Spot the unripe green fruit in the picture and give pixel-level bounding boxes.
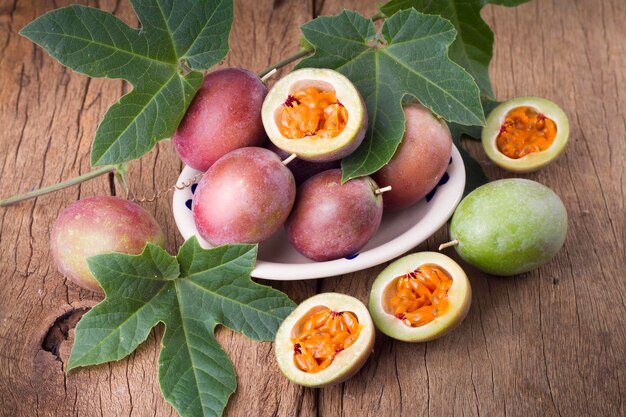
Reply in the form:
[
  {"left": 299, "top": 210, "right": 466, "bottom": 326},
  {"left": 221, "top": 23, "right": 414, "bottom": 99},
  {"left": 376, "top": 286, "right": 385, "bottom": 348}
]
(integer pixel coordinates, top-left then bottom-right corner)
[{"left": 449, "top": 179, "right": 567, "bottom": 276}]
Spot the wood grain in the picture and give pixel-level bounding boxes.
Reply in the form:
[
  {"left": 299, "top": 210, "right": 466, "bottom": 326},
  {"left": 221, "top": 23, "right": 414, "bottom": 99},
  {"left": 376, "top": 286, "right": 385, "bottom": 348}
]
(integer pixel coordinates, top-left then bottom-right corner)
[{"left": 0, "top": 0, "right": 624, "bottom": 416}]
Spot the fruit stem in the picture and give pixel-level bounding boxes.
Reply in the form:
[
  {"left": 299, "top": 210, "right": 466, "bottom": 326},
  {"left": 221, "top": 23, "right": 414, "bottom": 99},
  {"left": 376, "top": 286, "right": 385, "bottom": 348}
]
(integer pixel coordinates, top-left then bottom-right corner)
[
  {"left": 438, "top": 239, "right": 460, "bottom": 250},
  {"left": 0, "top": 165, "right": 117, "bottom": 207},
  {"left": 260, "top": 68, "right": 277, "bottom": 83},
  {"left": 375, "top": 186, "right": 392, "bottom": 195},
  {"left": 257, "top": 47, "right": 314, "bottom": 78},
  {"left": 282, "top": 154, "right": 298, "bottom": 166}
]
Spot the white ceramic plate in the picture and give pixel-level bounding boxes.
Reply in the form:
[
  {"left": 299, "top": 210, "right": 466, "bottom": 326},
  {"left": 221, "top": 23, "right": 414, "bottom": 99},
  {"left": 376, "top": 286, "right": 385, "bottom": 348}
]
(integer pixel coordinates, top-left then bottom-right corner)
[{"left": 173, "top": 146, "right": 465, "bottom": 281}]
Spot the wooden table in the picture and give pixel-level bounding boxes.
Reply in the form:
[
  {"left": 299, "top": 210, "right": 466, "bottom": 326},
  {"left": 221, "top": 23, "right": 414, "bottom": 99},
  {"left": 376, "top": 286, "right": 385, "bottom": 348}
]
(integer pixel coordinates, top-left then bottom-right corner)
[{"left": 1, "top": 0, "right": 624, "bottom": 416}]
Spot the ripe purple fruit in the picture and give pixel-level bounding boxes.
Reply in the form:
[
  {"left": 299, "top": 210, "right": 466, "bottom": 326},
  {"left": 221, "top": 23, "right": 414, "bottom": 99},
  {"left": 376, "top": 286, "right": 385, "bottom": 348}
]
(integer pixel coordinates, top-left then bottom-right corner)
[
  {"left": 286, "top": 169, "right": 383, "bottom": 261},
  {"left": 50, "top": 196, "right": 165, "bottom": 292},
  {"left": 372, "top": 103, "right": 452, "bottom": 210},
  {"left": 192, "top": 147, "right": 296, "bottom": 245},
  {"left": 173, "top": 68, "right": 268, "bottom": 171}
]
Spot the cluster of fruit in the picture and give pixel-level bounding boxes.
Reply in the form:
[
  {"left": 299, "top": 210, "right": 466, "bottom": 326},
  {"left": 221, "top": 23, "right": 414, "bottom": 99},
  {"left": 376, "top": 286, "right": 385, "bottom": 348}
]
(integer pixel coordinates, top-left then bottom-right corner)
[
  {"left": 49, "top": 64, "right": 569, "bottom": 390},
  {"left": 48, "top": 66, "right": 454, "bottom": 291},
  {"left": 265, "top": 72, "right": 570, "bottom": 387},
  {"left": 276, "top": 175, "right": 568, "bottom": 387},
  {"left": 177, "top": 67, "right": 454, "bottom": 261}
]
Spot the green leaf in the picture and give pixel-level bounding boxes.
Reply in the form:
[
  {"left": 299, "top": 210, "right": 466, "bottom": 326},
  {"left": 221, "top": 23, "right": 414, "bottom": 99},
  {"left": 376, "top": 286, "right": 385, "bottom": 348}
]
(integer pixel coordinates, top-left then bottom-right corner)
[
  {"left": 380, "top": 0, "right": 529, "bottom": 98},
  {"left": 448, "top": 98, "right": 500, "bottom": 141},
  {"left": 297, "top": 9, "right": 484, "bottom": 181},
  {"left": 454, "top": 139, "right": 489, "bottom": 196},
  {"left": 90, "top": 71, "right": 202, "bottom": 165},
  {"left": 448, "top": 99, "right": 499, "bottom": 195},
  {"left": 68, "top": 238, "right": 296, "bottom": 417},
  {"left": 20, "top": 0, "right": 233, "bottom": 167}
]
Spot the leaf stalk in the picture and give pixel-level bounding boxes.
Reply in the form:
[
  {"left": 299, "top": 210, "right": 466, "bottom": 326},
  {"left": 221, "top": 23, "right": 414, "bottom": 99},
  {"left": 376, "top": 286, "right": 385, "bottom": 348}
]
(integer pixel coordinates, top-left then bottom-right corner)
[
  {"left": 257, "top": 47, "right": 314, "bottom": 78},
  {"left": 0, "top": 165, "right": 117, "bottom": 207}
]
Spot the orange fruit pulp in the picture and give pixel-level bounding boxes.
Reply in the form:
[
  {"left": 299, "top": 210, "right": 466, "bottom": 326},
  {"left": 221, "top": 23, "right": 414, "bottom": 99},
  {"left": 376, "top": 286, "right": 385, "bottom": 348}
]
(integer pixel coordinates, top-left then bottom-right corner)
[
  {"left": 496, "top": 106, "right": 557, "bottom": 159},
  {"left": 390, "top": 264, "right": 452, "bottom": 327},
  {"left": 279, "top": 87, "right": 348, "bottom": 140},
  {"left": 291, "top": 307, "right": 360, "bottom": 373}
]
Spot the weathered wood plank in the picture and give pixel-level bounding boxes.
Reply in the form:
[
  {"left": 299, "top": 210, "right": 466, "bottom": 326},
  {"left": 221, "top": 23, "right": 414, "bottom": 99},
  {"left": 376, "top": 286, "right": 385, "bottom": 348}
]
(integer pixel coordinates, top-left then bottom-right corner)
[
  {"left": 0, "top": 0, "right": 624, "bottom": 416},
  {"left": 312, "top": 1, "right": 626, "bottom": 417},
  {"left": 0, "top": 1, "right": 317, "bottom": 416}
]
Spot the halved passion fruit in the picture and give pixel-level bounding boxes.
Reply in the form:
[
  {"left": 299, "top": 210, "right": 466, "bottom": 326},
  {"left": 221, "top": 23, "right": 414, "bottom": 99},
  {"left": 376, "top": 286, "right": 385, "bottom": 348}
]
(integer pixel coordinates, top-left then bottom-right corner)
[
  {"left": 274, "top": 293, "right": 375, "bottom": 387},
  {"left": 261, "top": 68, "right": 367, "bottom": 162},
  {"left": 369, "top": 252, "right": 471, "bottom": 342},
  {"left": 482, "top": 96, "right": 569, "bottom": 173}
]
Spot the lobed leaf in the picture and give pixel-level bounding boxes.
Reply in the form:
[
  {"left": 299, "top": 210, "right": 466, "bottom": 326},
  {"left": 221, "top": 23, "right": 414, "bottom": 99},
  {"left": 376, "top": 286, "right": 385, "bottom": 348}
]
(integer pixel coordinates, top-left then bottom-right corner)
[
  {"left": 68, "top": 244, "right": 179, "bottom": 369},
  {"left": 379, "top": 0, "right": 529, "bottom": 193},
  {"left": 380, "top": 0, "right": 495, "bottom": 97},
  {"left": 20, "top": 0, "right": 234, "bottom": 167},
  {"left": 90, "top": 71, "right": 202, "bottom": 166},
  {"left": 297, "top": 9, "right": 484, "bottom": 180},
  {"left": 19, "top": 5, "right": 176, "bottom": 85},
  {"left": 68, "top": 238, "right": 295, "bottom": 417}
]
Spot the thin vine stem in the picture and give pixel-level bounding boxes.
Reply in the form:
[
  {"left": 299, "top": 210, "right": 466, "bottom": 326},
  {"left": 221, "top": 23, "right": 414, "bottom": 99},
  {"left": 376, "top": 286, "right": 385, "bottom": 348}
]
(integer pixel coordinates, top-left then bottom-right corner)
[
  {"left": 128, "top": 173, "right": 203, "bottom": 203},
  {"left": 0, "top": 165, "right": 116, "bottom": 207},
  {"left": 257, "top": 47, "right": 314, "bottom": 78}
]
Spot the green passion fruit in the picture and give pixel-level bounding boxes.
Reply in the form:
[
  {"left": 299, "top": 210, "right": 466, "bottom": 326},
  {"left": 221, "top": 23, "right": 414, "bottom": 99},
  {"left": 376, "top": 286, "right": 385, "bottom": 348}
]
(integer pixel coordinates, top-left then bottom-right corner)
[
  {"left": 369, "top": 252, "right": 471, "bottom": 342},
  {"left": 372, "top": 103, "right": 452, "bottom": 210},
  {"left": 448, "top": 179, "right": 567, "bottom": 276},
  {"left": 275, "top": 293, "right": 375, "bottom": 387},
  {"left": 261, "top": 68, "right": 367, "bottom": 162},
  {"left": 482, "top": 97, "right": 569, "bottom": 173}
]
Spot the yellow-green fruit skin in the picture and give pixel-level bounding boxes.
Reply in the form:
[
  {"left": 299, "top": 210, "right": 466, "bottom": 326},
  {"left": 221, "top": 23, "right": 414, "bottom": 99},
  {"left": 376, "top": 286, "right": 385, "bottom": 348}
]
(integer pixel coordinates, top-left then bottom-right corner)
[
  {"left": 369, "top": 252, "right": 471, "bottom": 342},
  {"left": 449, "top": 179, "right": 567, "bottom": 276},
  {"left": 481, "top": 96, "right": 569, "bottom": 173},
  {"left": 261, "top": 68, "right": 367, "bottom": 162},
  {"left": 274, "top": 293, "right": 375, "bottom": 387}
]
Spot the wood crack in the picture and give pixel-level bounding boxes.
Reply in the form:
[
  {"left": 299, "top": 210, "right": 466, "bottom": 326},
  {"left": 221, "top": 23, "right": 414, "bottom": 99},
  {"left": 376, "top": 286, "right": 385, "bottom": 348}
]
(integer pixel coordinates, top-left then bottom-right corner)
[
  {"left": 393, "top": 345, "right": 403, "bottom": 416},
  {"left": 537, "top": 272, "right": 562, "bottom": 417}
]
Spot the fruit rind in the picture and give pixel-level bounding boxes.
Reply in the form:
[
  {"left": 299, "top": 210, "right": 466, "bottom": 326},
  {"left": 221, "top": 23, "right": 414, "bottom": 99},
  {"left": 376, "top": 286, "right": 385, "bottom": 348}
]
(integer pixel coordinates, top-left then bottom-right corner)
[
  {"left": 482, "top": 96, "right": 569, "bottom": 173},
  {"left": 372, "top": 103, "right": 452, "bottom": 210},
  {"left": 192, "top": 147, "right": 296, "bottom": 245},
  {"left": 285, "top": 170, "right": 383, "bottom": 261},
  {"left": 262, "top": 68, "right": 367, "bottom": 162},
  {"left": 275, "top": 293, "right": 374, "bottom": 387},
  {"left": 449, "top": 178, "right": 568, "bottom": 276},
  {"left": 369, "top": 252, "right": 471, "bottom": 342},
  {"left": 50, "top": 196, "right": 166, "bottom": 292}
]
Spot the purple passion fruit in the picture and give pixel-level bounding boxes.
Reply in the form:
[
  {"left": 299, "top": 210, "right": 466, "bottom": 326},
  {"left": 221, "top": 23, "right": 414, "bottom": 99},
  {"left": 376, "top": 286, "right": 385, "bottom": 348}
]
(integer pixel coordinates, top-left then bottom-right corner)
[
  {"left": 372, "top": 103, "right": 452, "bottom": 210},
  {"left": 369, "top": 252, "right": 471, "bottom": 342},
  {"left": 275, "top": 293, "right": 375, "bottom": 387},
  {"left": 173, "top": 68, "right": 268, "bottom": 171},
  {"left": 449, "top": 179, "right": 568, "bottom": 275},
  {"left": 50, "top": 196, "right": 165, "bottom": 292},
  {"left": 285, "top": 169, "right": 383, "bottom": 261},
  {"left": 192, "top": 147, "right": 296, "bottom": 245},
  {"left": 261, "top": 68, "right": 367, "bottom": 162},
  {"left": 482, "top": 97, "right": 569, "bottom": 173}
]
